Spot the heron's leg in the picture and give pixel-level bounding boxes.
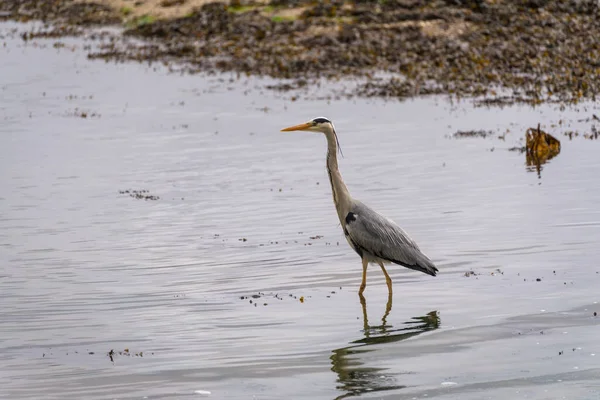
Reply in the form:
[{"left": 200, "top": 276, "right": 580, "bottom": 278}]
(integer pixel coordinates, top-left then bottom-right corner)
[
  {"left": 382, "top": 290, "right": 393, "bottom": 328},
  {"left": 377, "top": 260, "right": 393, "bottom": 294},
  {"left": 359, "top": 292, "right": 369, "bottom": 336},
  {"left": 359, "top": 257, "right": 368, "bottom": 295}
]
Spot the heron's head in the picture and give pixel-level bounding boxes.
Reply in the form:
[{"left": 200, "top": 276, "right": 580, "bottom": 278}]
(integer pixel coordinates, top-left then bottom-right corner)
[
  {"left": 280, "top": 117, "right": 335, "bottom": 134},
  {"left": 281, "top": 116, "right": 343, "bottom": 156}
]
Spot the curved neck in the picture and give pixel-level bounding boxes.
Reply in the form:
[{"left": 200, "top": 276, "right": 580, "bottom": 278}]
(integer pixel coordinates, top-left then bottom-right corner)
[{"left": 325, "top": 131, "right": 352, "bottom": 223}]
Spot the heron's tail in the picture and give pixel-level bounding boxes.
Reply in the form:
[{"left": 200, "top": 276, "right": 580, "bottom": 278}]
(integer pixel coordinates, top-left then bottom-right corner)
[{"left": 394, "top": 254, "right": 438, "bottom": 277}]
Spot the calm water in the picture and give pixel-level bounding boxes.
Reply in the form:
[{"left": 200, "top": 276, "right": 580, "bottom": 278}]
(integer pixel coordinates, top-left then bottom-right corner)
[{"left": 1, "top": 23, "right": 599, "bottom": 400}]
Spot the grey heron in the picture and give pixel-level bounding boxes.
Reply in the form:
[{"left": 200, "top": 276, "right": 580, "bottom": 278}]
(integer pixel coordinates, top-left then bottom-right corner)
[{"left": 281, "top": 117, "right": 438, "bottom": 295}]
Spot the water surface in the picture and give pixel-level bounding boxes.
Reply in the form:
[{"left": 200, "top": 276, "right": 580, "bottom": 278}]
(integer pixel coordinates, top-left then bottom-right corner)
[{"left": 1, "top": 23, "right": 599, "bottom": 400}]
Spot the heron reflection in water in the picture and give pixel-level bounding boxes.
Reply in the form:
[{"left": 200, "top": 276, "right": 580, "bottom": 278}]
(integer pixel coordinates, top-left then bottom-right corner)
[
  {"left": 330, "top": 294, "right": 440, "bottom": 399},
  {"left": 281, "top": 117, "right": 438, "bottom": 295}
]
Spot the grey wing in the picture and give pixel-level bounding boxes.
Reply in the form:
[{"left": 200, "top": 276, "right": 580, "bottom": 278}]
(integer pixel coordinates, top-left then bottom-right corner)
[{"left": 344, "top": 201, "right": 438, "bottom": 276}]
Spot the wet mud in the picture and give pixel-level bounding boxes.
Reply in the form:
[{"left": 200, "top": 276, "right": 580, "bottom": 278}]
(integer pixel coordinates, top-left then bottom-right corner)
[{"left": 2, "top": 0, "right": 600, "bottom": 105}]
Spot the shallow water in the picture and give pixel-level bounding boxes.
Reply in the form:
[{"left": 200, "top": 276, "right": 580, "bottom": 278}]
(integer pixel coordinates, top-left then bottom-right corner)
[{"left": 1, "top": 23, "right": 599, "bottom": 400}]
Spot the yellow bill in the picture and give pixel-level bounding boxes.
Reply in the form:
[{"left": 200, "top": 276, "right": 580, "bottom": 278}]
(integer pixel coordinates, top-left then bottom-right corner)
[{"left": 280, "top": 122, "right": 312, "bottom": 132}]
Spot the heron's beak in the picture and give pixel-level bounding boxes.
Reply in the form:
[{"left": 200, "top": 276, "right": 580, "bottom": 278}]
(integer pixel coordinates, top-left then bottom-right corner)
[{"left": 280, "top": 122, "right": 312, "bottom": 132}]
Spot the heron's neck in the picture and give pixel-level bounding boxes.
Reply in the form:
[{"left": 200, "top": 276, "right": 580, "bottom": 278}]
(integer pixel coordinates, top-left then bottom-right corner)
[{"left": 325, "top": 133, "right": 352, "bottom": 223}]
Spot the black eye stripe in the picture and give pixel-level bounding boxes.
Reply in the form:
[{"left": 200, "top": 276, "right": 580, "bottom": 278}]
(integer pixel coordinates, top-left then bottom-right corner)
[{"left": 312, "top": 117, "right": 331, "bottom": 124}]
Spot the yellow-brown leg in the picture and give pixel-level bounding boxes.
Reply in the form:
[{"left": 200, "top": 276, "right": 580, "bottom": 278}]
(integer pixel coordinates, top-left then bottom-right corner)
[
  {"left": 359, "top": 291, "right": 369, "bottom": 336},
  {"left": 358, "top": 257, "right": 368, "bottom": 295},
  {"left": 382, "top": 290, "right": 393, "bottom": 328},
  {"left": 377, "top": 260, "right": 393, "bottom": 294}
]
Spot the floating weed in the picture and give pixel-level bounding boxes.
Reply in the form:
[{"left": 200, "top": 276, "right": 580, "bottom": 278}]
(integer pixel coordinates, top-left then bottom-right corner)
[
  {"left": 118, "top": 189, "right": 160, "bottom": 201},
  {"left": 452, "top": 130, "right": 495, "bottom": 139},
  {"left": 240, "top": 291, "right": 316, "bottom": 306},
  {"left": 107, "top": 348, "right": 148, "bottom": 362}
]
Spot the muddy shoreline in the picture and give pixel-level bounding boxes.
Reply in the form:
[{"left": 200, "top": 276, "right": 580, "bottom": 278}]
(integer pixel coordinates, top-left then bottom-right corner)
[{"left": 2, "top": 0, "right": 599, "bottom": 105}]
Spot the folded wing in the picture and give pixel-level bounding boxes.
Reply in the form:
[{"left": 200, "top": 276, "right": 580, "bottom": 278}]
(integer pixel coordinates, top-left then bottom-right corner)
[{"left": 344, "top": 201, "right": 438, "bottom": 276}]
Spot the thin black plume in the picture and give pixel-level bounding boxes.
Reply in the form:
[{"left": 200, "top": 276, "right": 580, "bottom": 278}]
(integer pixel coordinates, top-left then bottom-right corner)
[{"left": 332, "top": 125, "right": 344, "bottom": 158}]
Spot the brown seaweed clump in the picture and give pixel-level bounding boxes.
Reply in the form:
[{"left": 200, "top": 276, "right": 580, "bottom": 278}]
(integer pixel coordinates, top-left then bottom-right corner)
[
  {"left": 526, "top": 124, "right": 561, "bottom": 162},
  {"left": 2, "top": 0, "right": 600, "bottom": 105},
  {"left": 0, "top": 0, "right": 121, "bottom": 25},
  {"left": 525, "top": 124, "right": 561, "bottom": 176}
]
